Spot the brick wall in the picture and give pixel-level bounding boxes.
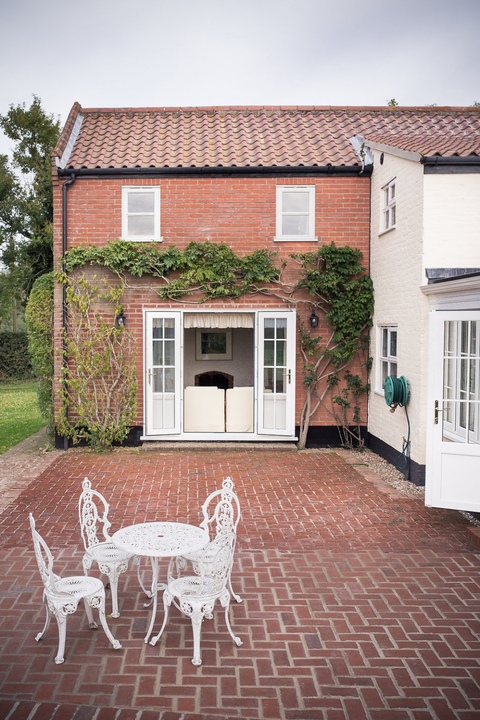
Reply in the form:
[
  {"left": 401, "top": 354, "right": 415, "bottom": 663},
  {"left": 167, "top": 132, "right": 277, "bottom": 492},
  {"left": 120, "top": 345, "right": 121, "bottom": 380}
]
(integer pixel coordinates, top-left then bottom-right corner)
[{"left": 53, "top": 173, "right": 371, "bottom": 432}]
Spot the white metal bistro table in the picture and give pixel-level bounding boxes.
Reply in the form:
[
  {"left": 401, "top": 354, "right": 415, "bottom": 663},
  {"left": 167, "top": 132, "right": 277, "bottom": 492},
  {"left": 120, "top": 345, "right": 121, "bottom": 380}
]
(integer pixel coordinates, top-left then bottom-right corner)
[{"left": 112, "top": 521, "right": 209, "bottom": 642}]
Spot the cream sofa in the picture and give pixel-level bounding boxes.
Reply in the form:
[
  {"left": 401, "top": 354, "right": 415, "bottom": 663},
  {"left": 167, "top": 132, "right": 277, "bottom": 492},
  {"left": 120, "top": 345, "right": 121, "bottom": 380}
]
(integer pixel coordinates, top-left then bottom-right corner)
[{"left": 226, "top": 387, "right": 254, "bottom": 432}]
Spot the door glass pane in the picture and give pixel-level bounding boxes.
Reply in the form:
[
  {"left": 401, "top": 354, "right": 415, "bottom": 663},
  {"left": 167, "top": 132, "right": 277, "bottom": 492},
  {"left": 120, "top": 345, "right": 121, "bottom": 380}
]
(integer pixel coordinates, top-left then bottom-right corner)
[
  {"left": 276, "top": 319, "right": 286, "bottom": 339},
  {"left": 264, "top": 368, "right": 274, "bottom": 392},
  {"left": 152, "top": 320, "right": 163, "bottom": 339},
  {"left": 264, "top": 340, "right": 274, "bottom": 366},
  {"left": 153, "top": 368, "right": 163, "bottom": 393},
  {"left": 264, "top": 319, "right": 275, "bottom": 339},
  {"left": 164, "top": 318, "right": 175, "bottom": 338},
  {"left": 442, "top": 319, "right": 480, "bottom": 444},
  {"left": 275, "top": 368, "right": 285, "bottom": 393},
  {"left": 164, "top": 340, "right": 175, "bottom": 366},
  {"left": 165, "top": 368, "right": 175, "bottom": 393},
  {"left": 153, "top": 342, "right": 163, "bottom": 366},
  {"left": 276, "top": 340, "right": 286, "bottom": 366}
]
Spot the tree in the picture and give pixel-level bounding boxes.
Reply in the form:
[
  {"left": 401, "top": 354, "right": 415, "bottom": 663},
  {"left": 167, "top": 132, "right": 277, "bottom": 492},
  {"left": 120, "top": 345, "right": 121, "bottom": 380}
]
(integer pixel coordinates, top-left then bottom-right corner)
[{"left": 0, "top": 96, "right": 60, "bottom": 328}]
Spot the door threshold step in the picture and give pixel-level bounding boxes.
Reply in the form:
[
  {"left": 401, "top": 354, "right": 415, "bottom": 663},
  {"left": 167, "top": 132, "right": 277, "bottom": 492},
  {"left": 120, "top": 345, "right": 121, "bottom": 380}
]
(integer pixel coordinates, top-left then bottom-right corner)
[{"left": 141, "top": 441, "right": 298, "bottom": 452}]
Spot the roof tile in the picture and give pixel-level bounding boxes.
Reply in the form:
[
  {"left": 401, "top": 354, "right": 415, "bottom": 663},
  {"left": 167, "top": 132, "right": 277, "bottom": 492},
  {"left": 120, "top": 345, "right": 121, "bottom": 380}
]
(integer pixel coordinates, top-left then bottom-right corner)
[{"left": 54, "top": 105, "right": 480, "bottom": 170}]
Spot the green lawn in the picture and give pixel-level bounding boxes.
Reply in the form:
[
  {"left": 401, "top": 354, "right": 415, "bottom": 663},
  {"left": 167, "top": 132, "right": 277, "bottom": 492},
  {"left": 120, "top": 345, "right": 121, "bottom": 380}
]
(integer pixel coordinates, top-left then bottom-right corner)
[{"left": 0, "top": 381, "right": 45, "bottom": 454}]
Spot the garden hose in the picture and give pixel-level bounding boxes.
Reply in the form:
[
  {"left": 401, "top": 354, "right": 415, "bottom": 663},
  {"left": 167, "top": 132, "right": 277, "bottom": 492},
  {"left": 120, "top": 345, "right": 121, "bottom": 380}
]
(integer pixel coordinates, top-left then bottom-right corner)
[
  {"left": 384, "top": 375, "right": 409, "bottom": 408},
  {"left": 383, "top": 375, "right": 411, "bottom": 479}
]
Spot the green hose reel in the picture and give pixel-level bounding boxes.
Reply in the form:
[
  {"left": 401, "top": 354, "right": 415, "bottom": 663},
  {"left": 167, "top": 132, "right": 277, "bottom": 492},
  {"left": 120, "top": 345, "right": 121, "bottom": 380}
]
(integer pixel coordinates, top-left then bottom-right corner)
[{"left": 384, "top": 375, "right": 409, "bottom": 408}]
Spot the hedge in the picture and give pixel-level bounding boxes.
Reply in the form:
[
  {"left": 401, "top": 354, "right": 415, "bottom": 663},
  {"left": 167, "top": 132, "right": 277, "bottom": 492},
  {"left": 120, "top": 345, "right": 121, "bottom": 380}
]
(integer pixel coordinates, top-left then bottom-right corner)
[{"left": 0, "top": 331, "right": 34, "bottom": 381}]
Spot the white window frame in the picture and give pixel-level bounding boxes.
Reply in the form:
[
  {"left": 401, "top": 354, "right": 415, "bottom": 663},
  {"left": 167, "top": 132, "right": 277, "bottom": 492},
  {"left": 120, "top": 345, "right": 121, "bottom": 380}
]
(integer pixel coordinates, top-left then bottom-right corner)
[
  {"left": 274, "top": 186, "right": 317, "bottom": 242},
  {"left": 380, "top": 178, "right": 396, "bottom": 233},
  {"left": 378, "top": 325, "right": 398, "bottom": 392},
  {"left": 122, "top": 186, "right": 162, "bottom": 241}
]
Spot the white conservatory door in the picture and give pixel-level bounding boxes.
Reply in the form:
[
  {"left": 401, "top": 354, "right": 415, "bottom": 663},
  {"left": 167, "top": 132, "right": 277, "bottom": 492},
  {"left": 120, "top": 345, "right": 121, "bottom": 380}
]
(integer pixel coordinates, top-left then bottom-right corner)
[
  {"left": 144, "top": 311, "right": 181, "bottom": 436},
  {"left": 426, "top": 311, "right": 480, "bottom": 511},
  {"left": 257, "top": 310, "right": 296, "bottom": 436}
]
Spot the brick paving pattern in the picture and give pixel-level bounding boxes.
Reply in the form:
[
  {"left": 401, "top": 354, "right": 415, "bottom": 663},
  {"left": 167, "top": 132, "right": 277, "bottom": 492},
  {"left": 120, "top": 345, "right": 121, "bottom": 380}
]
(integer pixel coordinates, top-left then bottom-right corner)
[{"left": 0, "top": 446, "right": 479, "bottom": 720}]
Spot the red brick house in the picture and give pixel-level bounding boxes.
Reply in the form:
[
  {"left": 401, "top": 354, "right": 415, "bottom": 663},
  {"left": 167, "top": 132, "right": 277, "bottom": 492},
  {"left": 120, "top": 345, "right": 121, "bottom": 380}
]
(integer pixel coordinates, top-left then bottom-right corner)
[{"left": 52, "top": 104, "right": 377, "bottom": 447}]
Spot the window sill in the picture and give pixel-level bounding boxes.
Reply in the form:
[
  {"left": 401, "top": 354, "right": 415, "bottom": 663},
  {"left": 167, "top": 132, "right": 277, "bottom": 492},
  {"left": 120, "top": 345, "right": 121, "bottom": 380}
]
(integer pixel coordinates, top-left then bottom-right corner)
[
  {"left": 273, "top": 236, "right": 318, "bottom": 243},
  {"left": 121, "top": 236, "right": 164, "bottom": 243},
  {"left": 378, "top": 226, "right": 396, "bottom": 237}
]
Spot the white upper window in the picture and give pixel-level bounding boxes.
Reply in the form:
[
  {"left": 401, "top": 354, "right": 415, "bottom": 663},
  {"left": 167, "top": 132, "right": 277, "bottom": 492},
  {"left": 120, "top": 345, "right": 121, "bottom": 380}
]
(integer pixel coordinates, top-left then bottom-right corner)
[
  {"left": 122, "top": 187, "right": 161, "bottom": 241},
  {"left": 275, "top": 186, "right": 316, "bottom": 241},
  {"left": 379, "top": 325, "right": 398, "bottom": 391},
  {"left": 381, "top": 179, "right": 396, "bottom": 233}
]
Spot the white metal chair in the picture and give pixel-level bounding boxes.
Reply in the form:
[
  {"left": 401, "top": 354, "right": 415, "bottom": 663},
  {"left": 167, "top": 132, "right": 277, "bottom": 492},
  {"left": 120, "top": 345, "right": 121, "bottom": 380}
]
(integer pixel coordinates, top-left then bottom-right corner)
[
  {"left": 179, "top": 476, "right": 242, "bottom": 603},
  {"left": 29, "top": 513, "right": 122, "bottom": 664},
  {"left": 150, "top": 531, "right": 242, "bottom": 666},
  {"left": 79, "top": 477, "right": 150, "bottom": 618}
]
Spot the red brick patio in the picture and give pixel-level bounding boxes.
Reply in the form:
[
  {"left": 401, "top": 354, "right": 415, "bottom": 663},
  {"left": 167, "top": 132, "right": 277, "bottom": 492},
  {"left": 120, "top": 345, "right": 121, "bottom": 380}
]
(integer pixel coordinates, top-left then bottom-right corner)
[{"left": 1, "top": 444, "right": 479, "bottom": 720}]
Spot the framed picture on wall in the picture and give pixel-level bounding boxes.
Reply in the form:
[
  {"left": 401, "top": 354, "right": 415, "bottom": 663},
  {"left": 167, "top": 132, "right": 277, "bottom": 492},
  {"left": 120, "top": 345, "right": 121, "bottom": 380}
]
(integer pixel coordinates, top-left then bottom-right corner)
[{"left": 196, "top": 329, "right": 232, "bottom": 360}]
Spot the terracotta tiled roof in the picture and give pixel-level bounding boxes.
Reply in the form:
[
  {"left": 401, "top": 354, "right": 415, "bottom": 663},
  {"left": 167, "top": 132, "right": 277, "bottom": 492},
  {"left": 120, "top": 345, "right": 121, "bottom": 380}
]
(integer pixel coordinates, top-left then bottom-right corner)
[{"left": 54, "top": 104, "right": 480, "bottom": 171}]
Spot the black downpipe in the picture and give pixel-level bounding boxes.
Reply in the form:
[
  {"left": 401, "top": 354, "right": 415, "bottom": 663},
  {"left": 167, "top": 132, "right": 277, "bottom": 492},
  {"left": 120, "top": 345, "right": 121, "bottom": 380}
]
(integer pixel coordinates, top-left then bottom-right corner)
[{"left": 61, "top": 173, "right": 76, "bottom": 450}]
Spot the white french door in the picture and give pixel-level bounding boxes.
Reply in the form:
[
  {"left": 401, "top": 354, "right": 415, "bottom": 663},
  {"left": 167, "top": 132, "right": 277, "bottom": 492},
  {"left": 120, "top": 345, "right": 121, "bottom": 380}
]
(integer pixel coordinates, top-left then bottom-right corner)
[
  {"left": 426, "top": 310, "right": 480, "bottom": 511},
  {"left": 257, "top": 310, "right": 296, "bottom": 436},
  {"left": 144, "top": 311, "right": 181, "bottom": 435}
]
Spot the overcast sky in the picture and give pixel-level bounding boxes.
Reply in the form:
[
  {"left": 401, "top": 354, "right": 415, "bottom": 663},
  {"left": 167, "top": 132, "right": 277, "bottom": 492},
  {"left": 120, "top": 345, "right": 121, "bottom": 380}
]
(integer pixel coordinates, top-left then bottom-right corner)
[{"left": 0, "top": 0, "right": 479, "bottom": 137}]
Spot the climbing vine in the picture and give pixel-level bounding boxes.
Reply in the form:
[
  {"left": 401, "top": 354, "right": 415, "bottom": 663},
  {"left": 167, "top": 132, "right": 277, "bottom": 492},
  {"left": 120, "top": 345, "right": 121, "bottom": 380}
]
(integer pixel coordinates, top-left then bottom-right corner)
[
  {"left": 293, "top": 244, "right": 374, "bottom": 448},
  {"left": 65, "top": 240, "right": 280, "bottom": 300},
  {"left": 62, "top": 239, "right": 373, "bottom": 449},
  {"left": 55, "top": 271, "right": 137, "bottom": 449}
]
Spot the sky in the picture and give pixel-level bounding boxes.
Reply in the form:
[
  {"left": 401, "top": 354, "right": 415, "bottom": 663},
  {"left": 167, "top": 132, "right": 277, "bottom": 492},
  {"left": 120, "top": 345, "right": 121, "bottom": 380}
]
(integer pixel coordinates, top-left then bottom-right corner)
[{"left": 0, "top": 0, "right": 479, "bottom": 139}]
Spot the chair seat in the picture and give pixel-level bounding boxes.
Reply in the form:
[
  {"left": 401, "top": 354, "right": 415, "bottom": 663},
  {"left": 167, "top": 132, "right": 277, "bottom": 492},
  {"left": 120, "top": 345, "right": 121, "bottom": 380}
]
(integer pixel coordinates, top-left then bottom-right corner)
[
  {"left": 169, "top": 575, "right": 223, "bottom": 601},
  {"left": 86, "top": 542, "right": 133, "bottom": 564},
  {"left": 54, "top": 575, "right": 105, "bottom": 599}
]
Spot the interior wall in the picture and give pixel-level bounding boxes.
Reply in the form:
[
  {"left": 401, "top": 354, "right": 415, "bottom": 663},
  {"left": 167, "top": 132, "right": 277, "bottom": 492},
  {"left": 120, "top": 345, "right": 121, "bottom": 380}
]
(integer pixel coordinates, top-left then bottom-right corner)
[{"left": 183, "top": 328, "right": 254, "bottom": 387}]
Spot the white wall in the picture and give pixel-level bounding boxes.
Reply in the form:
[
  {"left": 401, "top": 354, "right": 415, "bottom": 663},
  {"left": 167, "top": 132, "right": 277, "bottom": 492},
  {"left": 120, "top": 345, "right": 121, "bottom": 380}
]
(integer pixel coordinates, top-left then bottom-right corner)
[
  {"left": 368, "top": 149, "right": 430, "bottom": 467},
  {"left": 423, "top": 174, "right": 480, "bottom": 270}
]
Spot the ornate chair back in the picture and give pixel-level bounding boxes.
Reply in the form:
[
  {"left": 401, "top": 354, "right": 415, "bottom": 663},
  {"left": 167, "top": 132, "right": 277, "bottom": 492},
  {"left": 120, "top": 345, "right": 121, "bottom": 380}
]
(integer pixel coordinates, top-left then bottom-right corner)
[
  {"left": 197, "top": 530, "right": 236, "bottom": 595},
  {"left": 199, "top": 476, "right": 241, "bottom": 540},
  {"left": 29, "top": 513, "right": 60, "bottom": 597},
  {"left": 78, "top": 477, "right": 112, "bottom": 551}
]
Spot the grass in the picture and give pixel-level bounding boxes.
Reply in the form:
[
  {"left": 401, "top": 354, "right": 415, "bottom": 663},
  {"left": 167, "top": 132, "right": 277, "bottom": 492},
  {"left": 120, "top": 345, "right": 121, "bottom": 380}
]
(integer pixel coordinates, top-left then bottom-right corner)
[{"left": 0, "top": 380, "right": 45, "bottom": 455}]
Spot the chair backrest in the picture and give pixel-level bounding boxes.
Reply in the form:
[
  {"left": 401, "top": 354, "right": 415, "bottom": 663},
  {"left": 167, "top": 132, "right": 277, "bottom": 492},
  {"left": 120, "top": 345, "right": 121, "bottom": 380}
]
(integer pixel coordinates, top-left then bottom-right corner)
[
  {"left": 199, "top": 476, "right": 241, "bottom": 540},
  {"left": 198, "top": 531, "right": 235, "bottom": 594},
  {"left": 78, "top": 477, "right": 112, "bottom": 550},
  {"left": 29, "top": 513, "right": 59, "bottom": 595}
]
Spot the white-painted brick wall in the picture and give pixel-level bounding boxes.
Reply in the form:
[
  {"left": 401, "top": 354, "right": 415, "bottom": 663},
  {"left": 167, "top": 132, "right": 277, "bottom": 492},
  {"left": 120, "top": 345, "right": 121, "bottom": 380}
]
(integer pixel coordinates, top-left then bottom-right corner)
[
  {"left": 369, "top": 150, "right": 427, "bottom": 466},
  {"left": 369, "top": 155, "right": 480, "bottom": 469},
  {"left": 424, "top": 175, "right": 480, "bottom": 269}
]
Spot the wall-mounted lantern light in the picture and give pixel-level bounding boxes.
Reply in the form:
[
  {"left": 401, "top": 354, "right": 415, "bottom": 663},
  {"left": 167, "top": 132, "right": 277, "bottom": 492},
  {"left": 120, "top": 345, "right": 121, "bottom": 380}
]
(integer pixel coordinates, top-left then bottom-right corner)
[
  {"left": 309, "top": 308, "right": 319, "bottom": 328},
  {"left": 115, "top": 310, "right": 127, "bottom": 327}
]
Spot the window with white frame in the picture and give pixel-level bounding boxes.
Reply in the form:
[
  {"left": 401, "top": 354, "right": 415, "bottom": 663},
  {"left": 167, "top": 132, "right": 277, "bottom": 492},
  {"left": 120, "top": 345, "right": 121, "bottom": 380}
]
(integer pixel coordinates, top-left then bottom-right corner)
[
  {"left": 275, "top": 186, "right": 316, "bottom": 241},
  {"left": 379, "top": 326, "right": 398, "bottom": 390},
  {"left": 122, "top": 187, "right": 161, "bottom": 241},
  {"left": 381, "top": 178, "right": 396, "bottom": 232}
]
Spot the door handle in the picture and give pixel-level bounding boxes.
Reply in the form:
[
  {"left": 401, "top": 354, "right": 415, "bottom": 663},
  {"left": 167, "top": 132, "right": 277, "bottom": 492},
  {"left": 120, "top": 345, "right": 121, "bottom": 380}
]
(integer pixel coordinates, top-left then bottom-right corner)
[
  {"left": 288, "top": 369, "right": 291, "bottom": 384},
  {"left": 148, "top": 369, "right": 152, "bottom": 386},
  {"left": 434, "top": 400, "right": 442, "bottom": 424}
]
